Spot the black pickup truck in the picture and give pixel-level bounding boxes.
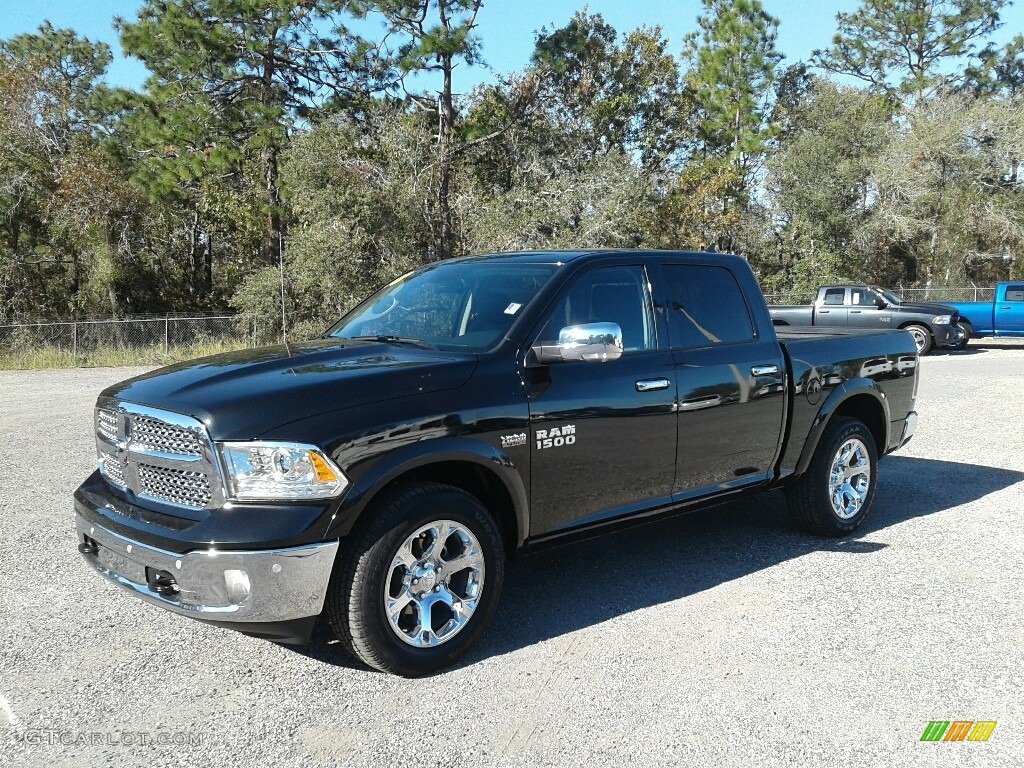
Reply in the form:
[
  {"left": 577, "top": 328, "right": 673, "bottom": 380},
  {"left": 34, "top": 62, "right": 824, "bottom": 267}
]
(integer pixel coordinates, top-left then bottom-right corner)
[
  {"left": 75, "top": 250, "right": 919, "bottom": 676},
  {"left": 769, "top": 284, "right": 965, "bottom": 354}
]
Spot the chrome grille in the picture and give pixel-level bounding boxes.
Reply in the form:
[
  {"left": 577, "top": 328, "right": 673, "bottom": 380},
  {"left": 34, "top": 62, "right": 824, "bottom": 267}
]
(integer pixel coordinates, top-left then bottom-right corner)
[
  {"left": 138, "top": 463, "right": 212, "bottom": 508},
  {"left": 94, "top": 400, "right": 224, "bottom": 511},
  {"left": 96, "top": 409, "right": 118, "bottom": 443},
  {"left": 132, "top": 415, "right": 203, "bottom": 456},
  {"left": 101, "top": 452, "right": 125, "bottom": 486}
]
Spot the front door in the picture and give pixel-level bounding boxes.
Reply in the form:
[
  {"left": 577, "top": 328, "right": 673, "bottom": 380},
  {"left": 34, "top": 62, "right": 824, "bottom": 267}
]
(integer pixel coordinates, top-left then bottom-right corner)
[{"left": 525, "top": 264, "right": 677, "bottom": 535}]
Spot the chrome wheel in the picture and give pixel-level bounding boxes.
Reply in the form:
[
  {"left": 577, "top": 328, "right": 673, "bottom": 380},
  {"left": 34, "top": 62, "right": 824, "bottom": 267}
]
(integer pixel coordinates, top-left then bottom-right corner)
[
  {"left": 907, "top": 326, "right": 929, "bottom": 353},
  {"left": 829, "top": 438, "right": 872, "bottom": 519},
  {"left": 384, "top": 519, "right": 485, "bottom": 648}
]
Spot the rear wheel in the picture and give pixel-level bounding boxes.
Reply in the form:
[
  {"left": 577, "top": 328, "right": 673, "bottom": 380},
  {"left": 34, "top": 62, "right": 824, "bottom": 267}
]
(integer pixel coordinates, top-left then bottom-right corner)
[
  {"left": 904, "top": 324, "right": 932, "bottom": 355},
  {"left": 786, "top": 417, "right": 878, "bottom": 536},
  {"left": 325, "top": 482, "right": 505, "bottom": 676}
]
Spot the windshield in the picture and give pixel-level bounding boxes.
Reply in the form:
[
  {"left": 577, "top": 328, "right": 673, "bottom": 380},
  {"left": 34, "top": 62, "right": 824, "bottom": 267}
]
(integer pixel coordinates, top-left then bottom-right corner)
[{"left": 326, "top": 262, "right": 558, "bottom": 352}]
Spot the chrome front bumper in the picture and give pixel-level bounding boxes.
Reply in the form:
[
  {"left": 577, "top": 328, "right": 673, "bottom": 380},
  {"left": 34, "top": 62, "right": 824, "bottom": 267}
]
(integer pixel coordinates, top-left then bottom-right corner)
[
  {"left": 75, "top": 514, "right": 338, "bottom": 623},
  {"left": 900, "top": 411, "right": 918, "bottom": 447}
]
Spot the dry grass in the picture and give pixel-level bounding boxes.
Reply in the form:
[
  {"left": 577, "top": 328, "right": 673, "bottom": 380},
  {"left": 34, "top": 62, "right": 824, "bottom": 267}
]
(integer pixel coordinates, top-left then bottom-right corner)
[{"left": 0, "top": 341, "right": 250, "bottom": 370}]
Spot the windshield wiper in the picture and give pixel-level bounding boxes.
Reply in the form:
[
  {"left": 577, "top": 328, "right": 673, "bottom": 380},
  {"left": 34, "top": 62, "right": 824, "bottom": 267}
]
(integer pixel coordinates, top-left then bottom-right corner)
[{"left": 348, "top": 335, "right": 434, "bottom": 349}]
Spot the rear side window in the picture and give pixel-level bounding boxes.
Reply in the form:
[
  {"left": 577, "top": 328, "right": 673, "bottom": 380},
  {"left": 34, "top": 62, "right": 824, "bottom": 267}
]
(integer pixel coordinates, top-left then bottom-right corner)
[
  {"left": 662, "top": 265, "right": 755, "bottom": 348},
  {"left": 1005, "top": 285, "right": 1024, "bottom": 302},
  {"left": 823, "top": 288, "right": 846, "bottom": 306}
]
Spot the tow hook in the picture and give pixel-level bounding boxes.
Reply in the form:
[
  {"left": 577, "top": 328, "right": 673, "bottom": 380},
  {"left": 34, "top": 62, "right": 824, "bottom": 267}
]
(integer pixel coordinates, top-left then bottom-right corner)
[{"left": 145, "top": 567, "right": 180, "bottom": 597}]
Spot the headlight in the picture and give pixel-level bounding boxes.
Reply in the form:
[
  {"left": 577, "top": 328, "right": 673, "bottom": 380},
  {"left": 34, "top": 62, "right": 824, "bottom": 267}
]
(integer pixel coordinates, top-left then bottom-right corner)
[
  {"left": 218, "top": 441, "right": 348, "bottom": 501},
  {"left": 932, "top": 315, "right": 952, "bottom": 325}
]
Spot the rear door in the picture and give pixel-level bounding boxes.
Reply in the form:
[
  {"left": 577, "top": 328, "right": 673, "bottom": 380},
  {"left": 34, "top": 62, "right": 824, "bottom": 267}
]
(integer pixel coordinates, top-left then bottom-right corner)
[
  {"left": 995, "top": 284, "right": 1024, "bottom": 335},
  {"left": 814, "top": 287, "right": 849, "bottom": 327},
  {"left": 525, "top": 263, "right": 678, "bottom": 534},
  {"left": 657, "top": 262, "right": 787, "bottom": 499}
]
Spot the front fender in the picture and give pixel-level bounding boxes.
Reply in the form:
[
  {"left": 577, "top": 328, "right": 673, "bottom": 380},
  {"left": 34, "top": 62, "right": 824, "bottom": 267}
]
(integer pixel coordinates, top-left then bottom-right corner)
[
  {"left": 325, "top": 436, "right": 530, "bottom": 547},
  {"left": 794, "top": 379, "right": 891, "bottom": 477}
]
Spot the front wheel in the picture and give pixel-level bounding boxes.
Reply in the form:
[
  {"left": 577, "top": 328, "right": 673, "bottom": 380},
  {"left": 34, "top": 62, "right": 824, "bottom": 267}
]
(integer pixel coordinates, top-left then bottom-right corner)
[
  {"left": 904, "top": 324, "right": 933, "bottom": 355},
  {"left": 324, "top": 482, "right": 505, "bottom": 676},
  {"left": 785, "top": 417, "right": 878, "bottom": 536},
  {"left": 950, "top": 322, "right": 972, "bottom": 350}
]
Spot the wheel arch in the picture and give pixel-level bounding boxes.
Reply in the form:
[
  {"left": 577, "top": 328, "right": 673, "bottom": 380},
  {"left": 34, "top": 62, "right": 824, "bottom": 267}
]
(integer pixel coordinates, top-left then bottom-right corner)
[
  {"left": 897, "top": 319, "right": 932, "bottom": 333},
  {"left": 328, "top": 438, "right": 528, "bottom": 557},
  {"left": 794, "top": 382, "right": 890, "bottom": 477}
]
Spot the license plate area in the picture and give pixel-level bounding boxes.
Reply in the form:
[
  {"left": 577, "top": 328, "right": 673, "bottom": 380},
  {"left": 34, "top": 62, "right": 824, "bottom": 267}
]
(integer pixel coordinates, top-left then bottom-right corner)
[{"left": 96, "top": 543, "right": 147, "bottom": 585}]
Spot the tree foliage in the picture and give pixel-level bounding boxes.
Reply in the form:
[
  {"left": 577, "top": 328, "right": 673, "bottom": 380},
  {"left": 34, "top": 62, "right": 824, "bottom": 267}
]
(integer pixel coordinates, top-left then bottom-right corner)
[
  {"left": 815, "top": 0, "right": 1009, "bottom": 102},
  {"left": 1, "top": 1, "right": 1022, "bottom": 329}
]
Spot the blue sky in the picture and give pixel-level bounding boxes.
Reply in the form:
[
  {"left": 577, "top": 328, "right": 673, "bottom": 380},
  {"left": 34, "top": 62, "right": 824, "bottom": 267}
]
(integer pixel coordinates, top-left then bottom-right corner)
[{"left": 3, "top": 1, "right": 1023, "bottom": 92}]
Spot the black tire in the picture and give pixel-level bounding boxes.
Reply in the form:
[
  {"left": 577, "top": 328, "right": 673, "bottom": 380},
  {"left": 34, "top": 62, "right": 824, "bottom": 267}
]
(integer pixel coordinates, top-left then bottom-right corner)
[
  {"left": 903, "top": 323, "right": 933, "bottom": 355},
  {"left": 951, "top": 321, "right": 972, "bottom": 350},
  {"left": 785, "top": 417, "right": 878, "bottom": 537},
  {"left": 324, "top": 482, "right": 505, "bottom": 676}
]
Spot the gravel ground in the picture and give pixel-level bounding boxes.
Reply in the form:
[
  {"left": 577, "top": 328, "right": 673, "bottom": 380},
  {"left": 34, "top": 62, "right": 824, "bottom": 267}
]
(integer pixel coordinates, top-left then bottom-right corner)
[{"left": 1, "top": 339, "right": 1023, "bottom": 768}]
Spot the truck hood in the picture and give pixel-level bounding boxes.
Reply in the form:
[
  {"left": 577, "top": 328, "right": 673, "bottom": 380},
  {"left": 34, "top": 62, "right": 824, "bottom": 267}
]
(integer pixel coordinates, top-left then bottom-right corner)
[
  {"left": 894, "top": 301, "right": 958, "bottom": 316},
  {"left": 101, "top": 339, "right": 478, "bottom": 440}
]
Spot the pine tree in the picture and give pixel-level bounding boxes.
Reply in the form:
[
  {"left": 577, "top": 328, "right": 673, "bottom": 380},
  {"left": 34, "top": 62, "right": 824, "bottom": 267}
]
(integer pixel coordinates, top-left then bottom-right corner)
[
  {"left": 814, "top": 0, "right": 1009, "bottom": 103},
  {"left": 352, "top": 0, "right": 483, "bottom": 261},
  {"left": 117, "top": 0, "right": 363, "bottom": 288},
  {"left": 681, "top": 0, "right": 782, "bottom": 247}
]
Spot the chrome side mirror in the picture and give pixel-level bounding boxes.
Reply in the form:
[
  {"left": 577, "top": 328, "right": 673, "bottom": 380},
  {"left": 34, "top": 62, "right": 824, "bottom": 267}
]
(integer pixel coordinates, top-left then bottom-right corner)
[{"left": 534, "top": 322, "right": 623, "bottom": 364}]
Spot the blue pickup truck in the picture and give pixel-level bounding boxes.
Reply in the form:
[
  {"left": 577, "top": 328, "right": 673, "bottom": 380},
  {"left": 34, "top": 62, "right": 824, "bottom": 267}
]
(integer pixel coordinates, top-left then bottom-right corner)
[{"left": 946, "top": 282, "right": 1024, "bottom": 341}]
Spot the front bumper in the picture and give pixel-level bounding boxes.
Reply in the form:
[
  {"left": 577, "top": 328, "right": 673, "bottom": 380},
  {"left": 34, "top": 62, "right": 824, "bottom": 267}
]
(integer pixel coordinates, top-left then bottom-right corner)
[
  {"left": 934, "top": 324, "right": 965, "bottom": 348},
  {"left": 899, "top": 411, "right": 918, "bottom": 447},
  {"left": 75, "top": 513, "right": 338, "bottom": 637}
]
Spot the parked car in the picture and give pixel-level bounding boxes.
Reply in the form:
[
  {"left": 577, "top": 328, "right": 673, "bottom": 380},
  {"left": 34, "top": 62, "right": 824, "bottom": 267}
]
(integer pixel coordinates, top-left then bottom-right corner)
[
  {"left": 74, "top": 250, "right": 920, "bottom": 676},
  {"left": 769, "top": 285, "right": 965, "bottom": 354},
  {"left": 945, "top": 282, "right": 1024, "bottom": 341}
]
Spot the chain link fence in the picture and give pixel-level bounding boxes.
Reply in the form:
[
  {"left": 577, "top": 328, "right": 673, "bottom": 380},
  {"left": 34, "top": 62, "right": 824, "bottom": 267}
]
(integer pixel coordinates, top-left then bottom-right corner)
[
  {"left": 763, "top": 285, "right": 996, "bottom": 306},
  {"left": 0, "top": 285, "right": 1002, "bottom": 368},
  {"left": 0, "top": 315, "right": 284, "bottom": 368}
]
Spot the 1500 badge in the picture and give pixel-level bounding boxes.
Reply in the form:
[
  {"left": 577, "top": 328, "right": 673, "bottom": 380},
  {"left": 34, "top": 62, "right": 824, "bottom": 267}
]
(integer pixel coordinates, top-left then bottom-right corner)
[{"left": 536, "top": 424, "right": 576, "bottom": 450}]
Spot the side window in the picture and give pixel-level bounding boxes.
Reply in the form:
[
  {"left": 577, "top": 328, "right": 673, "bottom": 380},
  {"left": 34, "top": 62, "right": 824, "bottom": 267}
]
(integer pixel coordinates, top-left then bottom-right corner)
[
  {"left": 535, "top": 266, "right": 655, "bottom": 352},
  {"left": 662, "top": 265, "right": 755, "bottom": 348},
  {"left": 823, "top": 288, "right": 846, "bottom": 306},
  {"left": 1005, "top": 285, "right": 1024, "bottom": 302},
  {"left": 850, "top": 289, "right": 873, "bottom": 306}
]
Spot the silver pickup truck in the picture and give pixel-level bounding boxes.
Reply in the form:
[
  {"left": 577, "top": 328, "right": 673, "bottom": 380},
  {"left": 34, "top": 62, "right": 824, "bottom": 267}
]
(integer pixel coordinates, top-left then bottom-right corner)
[{"left": 769, "top": 285, "right": 965, "bottom": 354}]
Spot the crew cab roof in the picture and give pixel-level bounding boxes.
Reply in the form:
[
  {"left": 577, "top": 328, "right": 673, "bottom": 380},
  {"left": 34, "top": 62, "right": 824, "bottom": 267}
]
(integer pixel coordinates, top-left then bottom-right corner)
[{"left": 446, "top": 249, "right": 735, "bottom": 265}]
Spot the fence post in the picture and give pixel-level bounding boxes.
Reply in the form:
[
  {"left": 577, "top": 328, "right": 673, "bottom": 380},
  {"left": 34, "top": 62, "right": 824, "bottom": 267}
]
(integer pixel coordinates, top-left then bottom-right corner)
[
  {"left": 72, "top": 322, "right": 77, "bottom": 366},
  {"left": 164, "top": 317, "right": 169, "bottom": 355}
]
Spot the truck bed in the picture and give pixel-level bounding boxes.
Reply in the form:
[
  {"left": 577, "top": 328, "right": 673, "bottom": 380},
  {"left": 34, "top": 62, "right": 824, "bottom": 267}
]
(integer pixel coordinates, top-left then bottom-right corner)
[{"left": 774, "top": 324, "right": 918, "bottom": 478}]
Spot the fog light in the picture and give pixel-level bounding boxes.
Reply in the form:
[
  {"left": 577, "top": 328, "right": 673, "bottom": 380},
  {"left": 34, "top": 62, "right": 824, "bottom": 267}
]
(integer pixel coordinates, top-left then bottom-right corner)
[{"left": 224, "top": 569, "right": 251, "bottom": 605}]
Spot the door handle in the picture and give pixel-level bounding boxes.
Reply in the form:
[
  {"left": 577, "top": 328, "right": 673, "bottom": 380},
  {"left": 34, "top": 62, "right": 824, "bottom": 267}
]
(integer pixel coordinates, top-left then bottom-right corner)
[
  {"left": 999, "top": 305, "right": 1011, "bottom": 310},
  {"left": 679, "top": 395, "right": 722, "bottom": 411},
  {"left": 635, "top": 378, "right": 670, "bottom": 392},
  {"left": 819, "top": 309, "right": 830, "bottom": 313},
  {"left": 850, "top": 310, "right": 862, "bottom": 314},
  {"left": 751, "top": 364, "right": 780, "bottom": 377}
]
